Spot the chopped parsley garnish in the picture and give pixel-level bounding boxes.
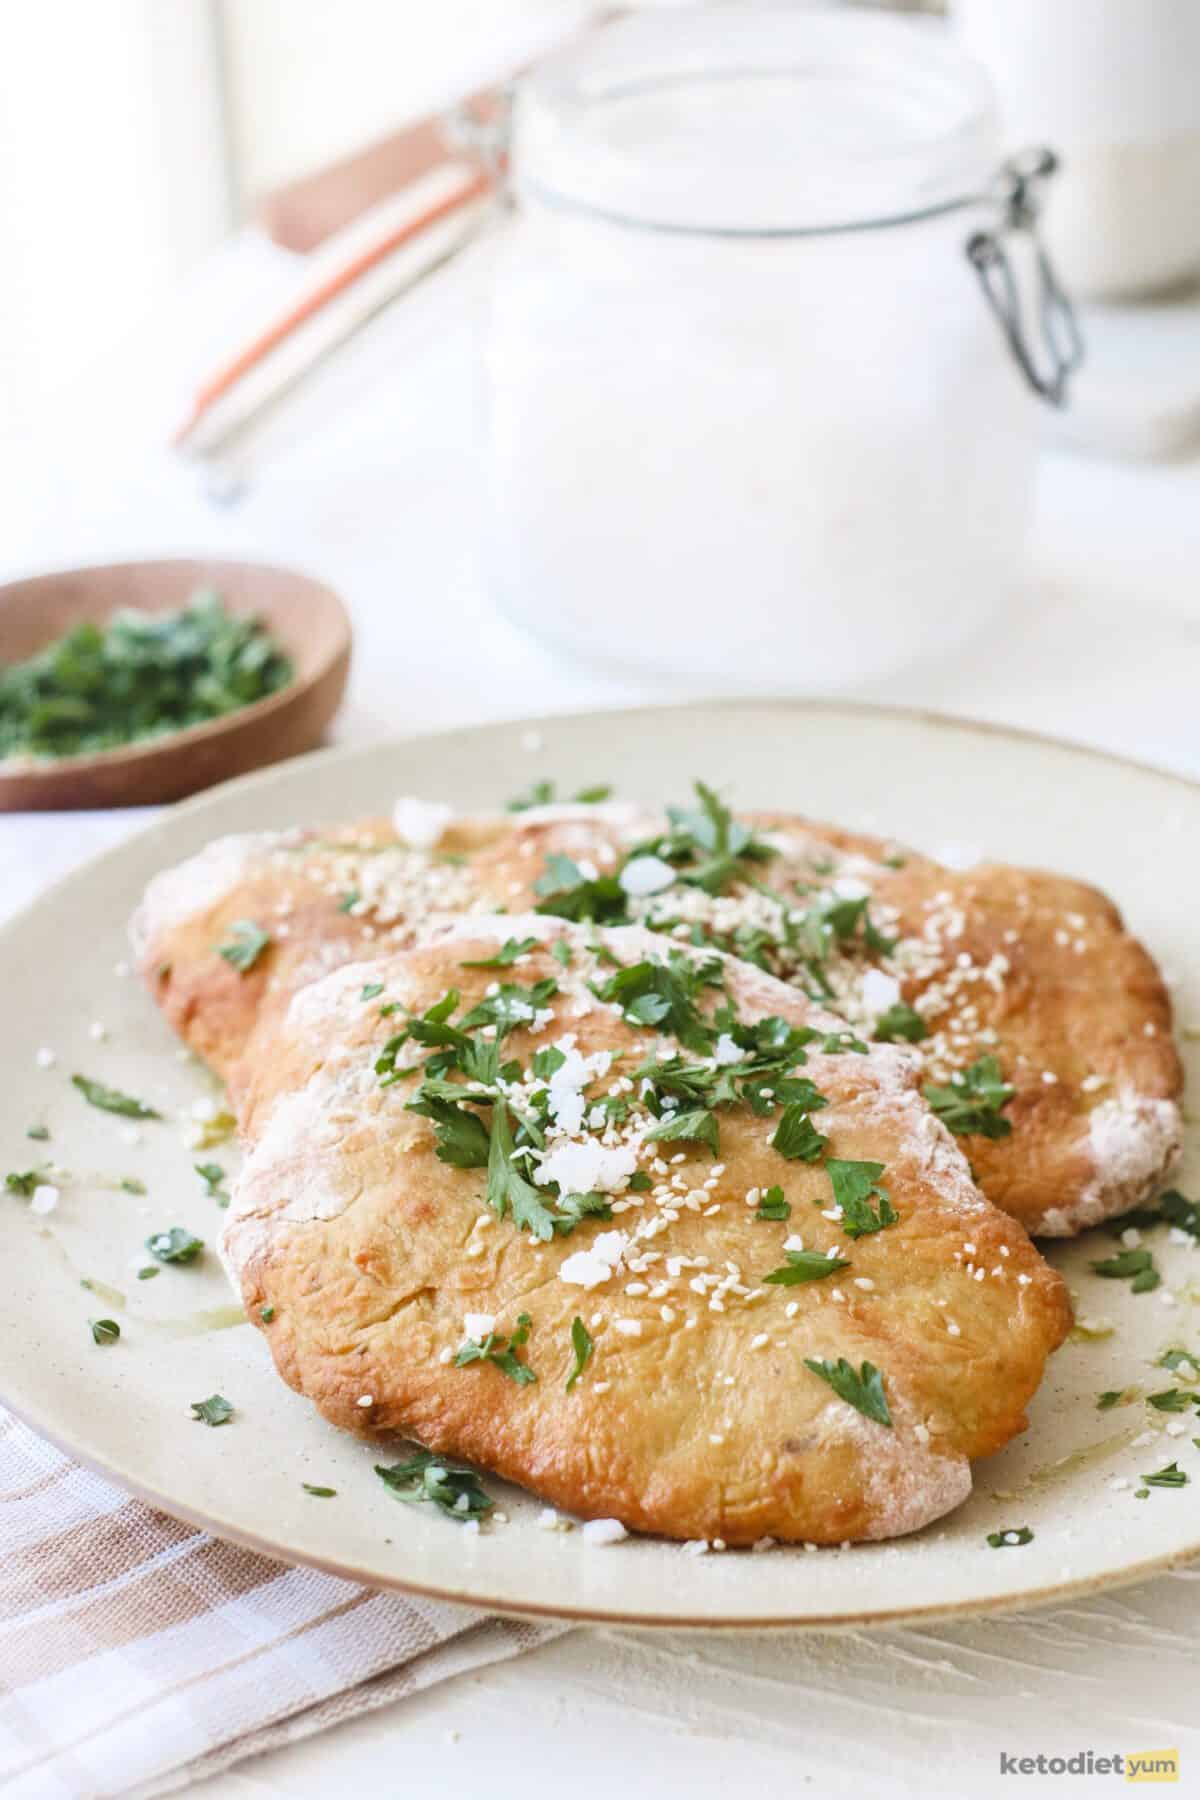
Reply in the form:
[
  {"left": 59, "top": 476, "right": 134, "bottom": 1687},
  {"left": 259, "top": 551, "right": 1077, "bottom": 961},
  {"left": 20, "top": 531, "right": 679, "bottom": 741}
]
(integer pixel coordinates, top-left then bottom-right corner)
[
  {"left": 923, "top": 1057, "right": 1013, "bottom": 1139},
  {"left": 146, "top": 1227, "right": 204, "bottom": 1265},
  {"left": 460, "top": 937, "right": 540, "bottom": 969},
  {"left": 338, "top": 890, "right": 359, "bottom": 914},
  {"left": 0, "top": 589, "right": 292, "bottom": 761},
  {"left": 120, "top": 1177, "right": 146, "bottom": 1195},
  {"left": 194, "top": 1162, "right": 226, "bottom": 1199},
  {"left": 506, "top": 781, "right": 613, "bottom": 811},
  {"left": 89, "top": 1318, "right": 120, "bottom": 1345},
  {"left": 71, "top": 1074, "right": 161, "bottom": 1119},
  {"left": 646, "top": 781, "right": 777, "bottom": 896},
  {"left": 645, "top": 1107, "right": 719, "bottom": 1155},
  {"left": 628, "top": 1170, "right": 652, "bottom": 1193},
  {"left": 771, "top": 1108, "right": 828, "bottom": 1163},
  {"left": 26, "top": 1125, "right": 49, "bottom": 1142},
  {"left": 216, "top": 919, "right": 271, "bottom": 973},
  {"left": 361, "top": 982, "right": 384, "bottom": 1001},
  {"left": 534, "top": 854, "right": 627, "bottom": 924},
  {"left": 302, "top": 1484, "right": 336, "bottom": 1497},
  {"left": 136, "top": 1267, "right": 159, "bottom": 1281},
  {"left": 873, "top": 1002, "right": 927, "bottom": 1044},
  {"left": 506, "top": 779, "right": 555, "bottom": 812},
  {"left": 260, "top": 1305, "right": 276, "bottom": 1323},
  {"left": 1091, "top": 1247, "right": 1160, "bottom": 1292},
  {"left": 1142, "top": 1461, "right": 1189, "bottom": 1489},
  {"left": 190, "top": 1394, "right": 233, "bottom": 1426},
  {"left": 1160, "top": 1189, "right": 1200, "bottom": 1240},
  {"left": 755, "top": 1185, "right": 790, "bottom": 1221},
  {"left": 793, "top": 892, "right": 895, "bottom": 982},
  {"left": 1147, "top": 1388, "right": 1199, "bottom": 1413},
  {"left": 484, "top": 1103, "right": 558, "bottom": 1240},
  {"left": 5, "top": 1170, "right": 39, "bottom": 1196},
  {"left": 804, "top": 1357, "right": 892, "bottom": 1427},
  {"left": 987, "top": 1527, "right": 1033, "bottom": 1548},
  {"left": 1097, "top": 1389, "right": 1132, "bottom": 1410},
  {"left": 455, "top": 1312, "right": 537, "bottom": 1385},
  {"left": 551, "top": 939, "right": 573, "bottom": 969},
  {"left": 566, "top": 1316, "right": 594, "bottom": 1390},
  {"left": 764, "top": 1250, "right": 850, "bottom": 1286},
  {"left": 827, "top": 1160, "right": 898, "bottom": 1239},
  {"left": 1158, "top": 1348, "right": 1199, "bottom": 1377},
  {"left": 376, "top": 1450, "right": 492, "bottom": 1522},
  {"left": 549, "top": 1191, "right": 613, "bottom": 1233}
]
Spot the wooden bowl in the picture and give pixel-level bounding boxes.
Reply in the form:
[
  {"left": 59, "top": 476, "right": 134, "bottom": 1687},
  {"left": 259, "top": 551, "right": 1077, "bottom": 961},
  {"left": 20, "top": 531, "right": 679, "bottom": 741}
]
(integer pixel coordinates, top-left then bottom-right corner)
[{"left": 0, "top": 558, "right": 351, "bottom": 810}]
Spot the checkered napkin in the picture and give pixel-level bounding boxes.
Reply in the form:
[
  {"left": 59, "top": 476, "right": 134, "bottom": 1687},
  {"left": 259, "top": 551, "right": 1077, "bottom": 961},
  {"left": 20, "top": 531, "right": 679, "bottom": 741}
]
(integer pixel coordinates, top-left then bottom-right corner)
[{"left": 0, "top": 1410, "right": 564, "bottom": 1800}]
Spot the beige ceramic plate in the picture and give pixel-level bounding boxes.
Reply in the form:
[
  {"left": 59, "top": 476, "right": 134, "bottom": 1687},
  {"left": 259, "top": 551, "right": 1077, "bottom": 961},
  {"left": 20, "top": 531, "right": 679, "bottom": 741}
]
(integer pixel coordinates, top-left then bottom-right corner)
[{"left": 1, "top": 702, "right": 1197, "bottom": 1628}]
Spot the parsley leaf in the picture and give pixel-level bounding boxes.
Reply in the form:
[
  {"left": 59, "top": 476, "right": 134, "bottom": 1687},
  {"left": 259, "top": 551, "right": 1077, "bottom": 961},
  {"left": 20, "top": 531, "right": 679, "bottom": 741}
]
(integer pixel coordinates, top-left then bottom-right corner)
[
  {"left": 194, "top": 1161, "right": 226, "bottom": 1198},
  {"left": 1091, "top": 1247, "right": 1161, "bottom": 1292},
  {"left": 1160, "top": 1189, "right": 1200, "bottom": 1240},
  {"left": 550, "top": 1191, "right": 613, "bottom": 1234},
  {"left": 376, "top": 1450, "right": 492, "bottom": 1522},
  {"left": 486, "top": 1103, "right": 557, "bottom": 1240},
  {"left": 507, "top": 779, "right": 556, "bottom": 812},
  {"left": 574, "top": 784, "right": 613, "bottom": 804},
  {"left": 216, "top": 919, "right": 271, "bottom": 973},
  {"left": 648, "top": 781, "right": 777, "bottom": 895},
  {"left": 1158, "top": 1348, "right": 1199, "bottom": 1377},
  {"left": 302, "top": 1484, "right": 336, "bottom": 1497},
  {"left": 764, "top": 1250, "right": 851, "bottom": 1285},
  {"left": 89, "top": 1318, "right": 120, "bottom": 1345},
  {"left": 146, "top": 1227, "right": 204, "bottom": 1265},
  {"left": 406, "top": 1093, "right": 491, "bottom": 1168},
  {"left": 361, "top": 982, "right": 384, "bottom": 1001},
  {"left": 771, "top": 1108, "right": 828, "bottom": 1163},
  {"left": 71, "top": 1074, "right": 161, "bottom": 1119},
  {"left": 191, "top": 1394, "right": 233, "bottom": 1426},
  {"left": 1142, "top": 1461, "right": 1189, "bottom": 1489},
  {"left": 26, "top": 1125, "right": 49, "bottom": 1141},
  {"left": 566, "top": 1316, "right": 594, "bottom": 1390},
  {"left": 804, "top": 1357, "right": 892, "bottom": 1427},
  {"left": 873, "top": 1002, "right": 928, "bottom": 1044},
  {"left": 756, "top": 1185, "right": 790, "bottom": 1221},
  {"left": 923, "top": 1056, "right": 1014, "bottom": 1139},
  {"left": 460, "top": 937, "right": 541, "bottom": 969},
  {"left": 534, "top": 854, "right": 627, "bottom": 924},
  {"left": 826, "top": 1159, "right": 898, "bottom": 1238},
  {"left": 1147, "top": 1388, "right": 1199, "bottom": 1413},
  {"left": 594, "top": 952, "right": 724, "bottom": 1054},
  {"left": 455, "top": 1312, "right": 537, "bottom": 1385},
  {"left": 644, "top": 1107, "right": 720, "bottom": 1155},
  {"left": 987, "top": 1527, "right": 1034, "bottom": 1548},
  {"left": 338, "top": 890, "right": 359, "bottom": 914},
  {"left": 5, "top": 1170, "right": 39, "bottom": 1196}
]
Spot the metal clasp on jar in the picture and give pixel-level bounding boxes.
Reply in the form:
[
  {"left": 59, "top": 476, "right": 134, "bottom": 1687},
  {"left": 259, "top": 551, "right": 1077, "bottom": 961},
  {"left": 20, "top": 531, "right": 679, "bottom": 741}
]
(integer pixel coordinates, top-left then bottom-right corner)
[{"left": 967, "top": 149, "right": 1084, "bottom": 408}]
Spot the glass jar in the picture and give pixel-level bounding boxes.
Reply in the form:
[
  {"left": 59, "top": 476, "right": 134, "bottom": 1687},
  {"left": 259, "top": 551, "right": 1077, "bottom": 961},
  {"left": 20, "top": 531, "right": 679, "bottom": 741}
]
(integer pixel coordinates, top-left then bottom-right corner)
[{"left": 483, "top": 6, "right": 1078, "bottom": 688}]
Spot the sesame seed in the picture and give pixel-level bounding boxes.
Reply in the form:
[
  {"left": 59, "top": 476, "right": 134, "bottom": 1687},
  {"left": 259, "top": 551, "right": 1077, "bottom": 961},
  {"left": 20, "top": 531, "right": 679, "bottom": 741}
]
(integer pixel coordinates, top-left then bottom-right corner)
[{"left": 356, "top": 1394, "right": 374, "bottom": 1408}]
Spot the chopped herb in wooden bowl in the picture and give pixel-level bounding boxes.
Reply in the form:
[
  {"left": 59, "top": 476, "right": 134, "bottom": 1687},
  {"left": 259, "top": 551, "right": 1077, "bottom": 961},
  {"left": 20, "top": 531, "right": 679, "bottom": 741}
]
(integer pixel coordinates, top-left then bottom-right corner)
[{"left": 0, "top": 589, "right": 293, "bottom": 762}]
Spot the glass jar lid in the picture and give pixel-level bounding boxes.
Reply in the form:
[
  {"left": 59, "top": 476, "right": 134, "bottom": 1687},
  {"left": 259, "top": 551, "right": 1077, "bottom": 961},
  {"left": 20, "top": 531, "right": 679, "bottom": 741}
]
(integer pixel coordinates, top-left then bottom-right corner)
[{"left": 513, "top": 6, "right": 1000, "bottom": 236}]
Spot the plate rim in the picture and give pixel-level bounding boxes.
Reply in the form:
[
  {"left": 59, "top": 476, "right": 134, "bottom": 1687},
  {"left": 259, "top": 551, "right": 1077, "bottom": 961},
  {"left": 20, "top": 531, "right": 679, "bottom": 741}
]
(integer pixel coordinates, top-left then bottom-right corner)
[{"left": 2, "top": 694, "right": 1196, "bottom": 1630}]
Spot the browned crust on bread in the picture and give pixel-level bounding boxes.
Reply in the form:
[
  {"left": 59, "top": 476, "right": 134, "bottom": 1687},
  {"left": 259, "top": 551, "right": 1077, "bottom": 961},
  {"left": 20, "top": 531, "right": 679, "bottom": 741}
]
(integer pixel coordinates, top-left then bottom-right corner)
[
  {"left": 134, "top": 803, "right": 1182, "bottom": 1237},
  {"left": 223, "top": 922, "right": 1071, "bottom": 1545}
]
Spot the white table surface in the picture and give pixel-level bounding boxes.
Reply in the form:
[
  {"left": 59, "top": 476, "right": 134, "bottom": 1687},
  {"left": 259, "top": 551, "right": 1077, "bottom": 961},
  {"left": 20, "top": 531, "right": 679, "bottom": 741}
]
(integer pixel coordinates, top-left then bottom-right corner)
[{"left": 4, "top": 229, "right": 1200, "bottom": 1798}]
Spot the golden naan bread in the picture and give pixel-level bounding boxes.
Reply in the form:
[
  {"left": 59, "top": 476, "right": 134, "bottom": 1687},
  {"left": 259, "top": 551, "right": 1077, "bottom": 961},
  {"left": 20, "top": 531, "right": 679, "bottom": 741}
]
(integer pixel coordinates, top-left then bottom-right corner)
[
  {"left": 221, "top": 920, "right": 1071, "bottom": 1545},
  {"left": 133, "top": 796, "right": 1181, "bottom": 1237}
]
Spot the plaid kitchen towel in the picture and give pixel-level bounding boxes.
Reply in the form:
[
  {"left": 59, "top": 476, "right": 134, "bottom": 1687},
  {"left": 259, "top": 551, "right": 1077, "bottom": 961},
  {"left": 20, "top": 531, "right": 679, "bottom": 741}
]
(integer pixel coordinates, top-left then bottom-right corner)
[{"left": 0, "top": 1411, "right": 565, "bottom": 1800}]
